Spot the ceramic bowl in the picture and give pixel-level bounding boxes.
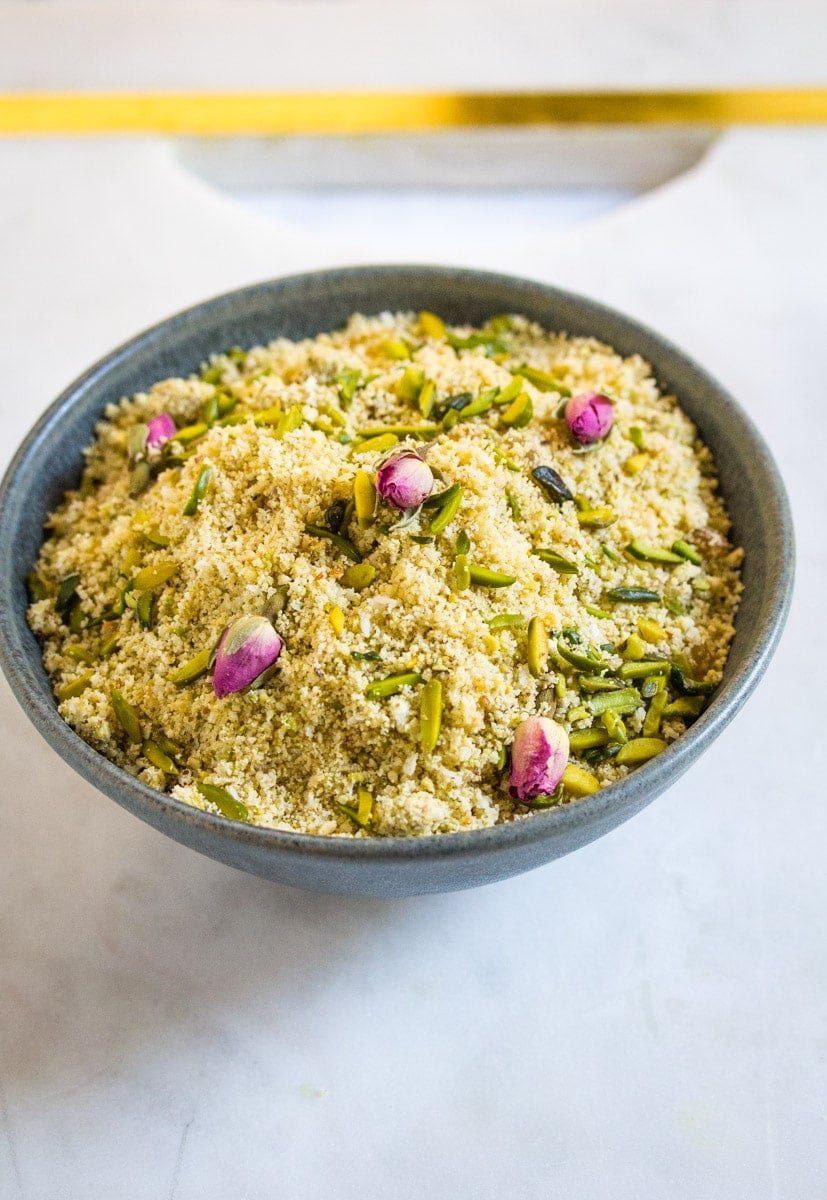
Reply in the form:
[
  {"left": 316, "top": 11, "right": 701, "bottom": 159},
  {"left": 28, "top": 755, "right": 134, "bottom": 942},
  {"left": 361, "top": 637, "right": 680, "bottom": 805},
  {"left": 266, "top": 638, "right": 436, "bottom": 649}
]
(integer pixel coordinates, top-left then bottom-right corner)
[{"left": 0, "top": 267, "right": 794, "bottom": 896}]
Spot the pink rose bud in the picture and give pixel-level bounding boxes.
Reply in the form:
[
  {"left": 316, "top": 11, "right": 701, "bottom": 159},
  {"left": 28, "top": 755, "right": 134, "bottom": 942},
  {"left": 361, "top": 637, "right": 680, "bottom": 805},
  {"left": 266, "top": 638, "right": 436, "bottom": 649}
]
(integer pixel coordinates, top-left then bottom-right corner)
[
  {"left": 146, "top": 412, "right": 177, "bottom": 449},
  {"left": 508, "top": 716, "right": 569, "bottom": 802},
  {"left": 375, "top": 451, "right": 434, "bottom": 510},
  {"left": 564, "top": 392, "right": 614, "bottom": 445},
  {"left": 213, "top": 615, "right": 283, "bottom": 698}
]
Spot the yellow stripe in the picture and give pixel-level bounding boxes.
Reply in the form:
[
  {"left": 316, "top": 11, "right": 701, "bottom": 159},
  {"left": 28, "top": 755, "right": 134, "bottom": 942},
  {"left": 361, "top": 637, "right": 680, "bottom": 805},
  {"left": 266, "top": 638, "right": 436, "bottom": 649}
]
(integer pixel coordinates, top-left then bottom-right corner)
[{"left": 0, "top": 90, "right": 825, "bottom": 135}]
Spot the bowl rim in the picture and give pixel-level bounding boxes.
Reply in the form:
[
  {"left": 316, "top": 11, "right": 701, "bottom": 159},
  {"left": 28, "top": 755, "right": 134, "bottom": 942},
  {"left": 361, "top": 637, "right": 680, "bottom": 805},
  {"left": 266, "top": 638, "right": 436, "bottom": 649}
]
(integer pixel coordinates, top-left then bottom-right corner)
[{"left": 0, "top": 264, "right": 795, "bottom": 862}]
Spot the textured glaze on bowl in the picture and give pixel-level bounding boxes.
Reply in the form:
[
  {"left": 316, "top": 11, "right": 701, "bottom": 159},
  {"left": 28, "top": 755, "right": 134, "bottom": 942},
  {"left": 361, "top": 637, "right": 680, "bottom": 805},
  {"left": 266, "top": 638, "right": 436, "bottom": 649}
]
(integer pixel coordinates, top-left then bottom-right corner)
[{"left": 0, "top": 267, "right": 794, "bottom": 896}]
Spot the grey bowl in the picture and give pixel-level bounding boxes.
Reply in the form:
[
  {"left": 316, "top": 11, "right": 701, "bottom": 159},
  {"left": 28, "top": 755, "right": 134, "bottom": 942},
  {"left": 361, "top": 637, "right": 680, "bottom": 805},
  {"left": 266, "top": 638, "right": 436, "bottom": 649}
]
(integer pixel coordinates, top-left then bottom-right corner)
[{"left": 0, "top": 267, "right": 794, "bottom": 896}]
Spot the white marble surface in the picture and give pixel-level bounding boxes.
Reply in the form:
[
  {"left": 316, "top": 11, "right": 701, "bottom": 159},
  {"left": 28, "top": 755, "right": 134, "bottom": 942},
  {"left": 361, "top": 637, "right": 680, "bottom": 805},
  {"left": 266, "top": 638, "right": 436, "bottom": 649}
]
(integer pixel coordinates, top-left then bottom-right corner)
[{"left": 0, "top": 128, "right": 825, "bottom": 1198}]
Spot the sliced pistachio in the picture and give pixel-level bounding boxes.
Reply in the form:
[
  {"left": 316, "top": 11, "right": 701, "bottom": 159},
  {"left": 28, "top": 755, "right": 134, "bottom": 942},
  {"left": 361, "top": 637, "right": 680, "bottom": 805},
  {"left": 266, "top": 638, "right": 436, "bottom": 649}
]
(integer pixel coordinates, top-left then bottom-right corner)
[
  {"left": 556, "top": 641, "right": 604, "bottom": 672},
  {"left": 601, "top": 710, "right": 627, "bottom": 744},
  {"left": 561, "top": 763, "right": 600, "bottom": 796},
  {"left": 418, "top": 311, "right": 447, "bottom": 338},
  {"left": 428, "top": 484, "right": 464, "bottom": 536},
  {"left": 420, "top": 678, "right": 443, "bottom": 753},
  {"left": 456, "top": 530, "right": 471, "bottom": 556},
  {"left": 586, "top": 688, "right": 642, "bottom": 716},
  {"left": 136, "top": 591, "right": 155, "bottom": 629},
  {"left": 628, "top": 426, "right": 646, "bottom": 450},
  {"left": 64, "top": 644, "right": 95, "bottom": 664},
  {"left": 351, "top": 650, "right": 382, "bottom": 662},
  {"left": 328, "top": 605, "right": 345, "bottom": 636},
  {"left": 353, "top": 470, "right": 377, "bottom": 528},
  {"left": 382, "top": 339, "right": 411, "bottom": 360},
  {"left": 487, "top": 613, "right": 525, "bottom": 629},
  {"left": 26, "top": 572, "right": 50, "bottom": 603},
  {"left": 305, "top": 523, "right": 362, "bottom": 563},
  {"left": 143, "top": 739, "right": 178, "bottom": 775},
  {"left": 493, "top": 375, "right": 524, "bottom": 407},
  {"left": 579, "top": 675, "right": 622, "bottom": 693},
  {"left": 500, "top": 391, "right": 533, "bottom": 428},
  {"left": 618, "top": 660, "right": 670, "bottom": 680},
  {"left": 468, "top": 564, "right": 516, "bottom": 588},
  {"left": 670, "top": 665, "right": 716, "bottom": 696},
  {"left": 446, "top": 331, "right": 509, "bottom": 355},
  {"left": 341, "top": 562, "right": 376, "bottom": 591},
  {"left": 141, "top": 525, "right": 170, "bottom": 548},
  {"left": 201, "top": 394, "right": 220, "bottom": 425},
  {"left": 642, "top": 688, "right": 669, "bottom": 738},
  {"left": 626, "top": 539, "right": 683, "bottom": 565},
  {"left": 454, "top": 554, "right": 471, "bottom": 591},
  {"left": 607, "top": 586, "right": 660, "bottom": 604},
  {"left": 133, "top": 561, "right": 178, "bottom": 591},
  {"left": 505, "top": 489, "right": 522, "bottom": 521},
  {"left": 174, "top": 422, "right": 209, "bottom": 445},
  {"left": 457, "top": 392, "right": 495, "bottom": 420},
  {"left": 615, "top": 737, "right": 668, "bottom": 765},
  {"left": 335, "top": 367, "right": 364, "bottom": 407},
  {"left": 274, "top": 406, "right": 304, "bottom": 439},
  {"left": 196, "top": 782, "right": 249, "bottom": 821},
  {"left": 663, "top": 695, "right": 705, "bottom": 718},
  {"left": 110, "top": 690, "right": 143, "bottom": 742},
  {"left": 365, "top": 671, "right": 422, "bottom": 700},
  {"left": 56, "top": 672, "right": 94, "bottom": 702},
  {"left": 170, "top": 645, "right": 214, "bottom": 687},
  {"left": 584, "top": 604, "right": 612, "bottom": 619},
  {"left": 252, "top": 405, "right": 283, "bottom": 427},
  {"left": 578, "top": 506, "right": 616, "bottom": 529},
  {"left": 532, "top": 465, "right": 573, "bottom": 505},
  {"left": 531, "top": 548, "right": 579, "bottom": 574},
  {"left": 418, "top": 379, "right": 436, "bottom": 418},
  {"left": 527, "top": 616, "right": 549, "bottom": 677},
  {"left": 397, "top": 366, "right": 425, "bottom": 403},
  {"left": 672, "top": 539, "right": 703, "bottom": 565},
  {"left": 518, "top": 366, "right": 571, "bottom": 395},
  {"left": 324, "top": 498, "right": 347, "bottom": 534},
  {"left": 155, "top": 732, "right": 185, "bottom": 763},
  {"left": 183, "top": 466, "right": 213, "bottom": 516},
  {"left": 55, "top": 574, "right": 80, "bottom": 616},
  {"left": 663, "top": 595, "right": 687, "bottom": 616},
  {"left": 569, "top": 728, "right": 609, "bottom": 752},
  {"left": 357, "top": 424, "right": 438, "bottom": 439},
  {"left": 637, "top": 617, "right": 666, "bottom": 643},
  {"left": 353, "top": 432, "right": 398, "bottom": 456},
  {"left": 623, "top": 452, "right": 651, "bottom": 476}
]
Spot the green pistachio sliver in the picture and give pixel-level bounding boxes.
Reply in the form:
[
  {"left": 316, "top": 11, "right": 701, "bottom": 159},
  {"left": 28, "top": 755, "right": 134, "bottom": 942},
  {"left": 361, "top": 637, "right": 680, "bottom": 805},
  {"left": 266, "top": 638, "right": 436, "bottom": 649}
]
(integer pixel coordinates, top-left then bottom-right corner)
[
  {"left": 341, "top": 562, "right": 376, "bottom": 591},
  {"left": 353, "top": 470, "right": 377, "bottom": 528},
  {"left": 155, "top": 732, "right": 185, "bottom": 763},
  {"left": 27, "top": 572, "right": 50, "bottom": 602},
  {"left": 422, "top": 481, "right": 461, "bottom": 510},
  {"left": 493, "top": 374, "right": 524, "bottom": 406},
  {"left": 143, "top": 739, "right": 178, "bottom": 775},
  {"left": 65, "top": 644, "right": 95, "bottom": 664},
  {"left": 55, "top": 574, "right": 80, "bottom": 616},
  {"left": 532, "top": 466, "right": 574, "bottom": 505},
  {"left": 274, "top": 406, "right": 304, "bottom": 439},
  {"left": 141, "top": 526, "right": 170, "bottom": 548},
  {"left": 527, "top": 616, "right": 549, "bottom": 677},
  {"left": 500, "top": 392, "right": 533, "bottom": 428},
  {"left": 626, "top": 539, "right": 684, "bottom": 565},
  {"left": 201, "top": 394, "right": 220, "bottom": 426},
  {"left": 418, "top": 379, "right": 436, "bottom": 418},
  {"left": 351, "top": 650, "right": 383, "bottom": 662},
  {"left": 615, "top": 737, "right": 668, "bottom": 765},
  {"left": 577, "top": 507, "right": 616, "bottom": 529},
  {"left": 175, "top": 422, "right": 210, "bottom": 445},
  {"left": 136, "top": 591, "right": 155, "bottom": 629},
  {"left": 579, "top": 675, "right": 623, "bottom": 693},
  {"left": 583, "top": 604, "right": 612, "bottom": 619},
  {"left": 607, "top": 586, "right": 661, "bottom": 604},
  {"left": 429, "top": 485, "right": 464, "bottom": 536},
  {"left": 628, "top": 426, "right": 646, "bottom": 450},
  {"left": 454, "top": 554, "right": 471, "bottom": 591},
  {"left": 487, "top": 612, "right": 525, "bottom": 629},
  {"left": 505, "top": 489, "right": 522, "bottom": 521},
  {"left": 516, "top": 365, "right": 571, "bottom": 395},
  {"left": 133, "top": 560, "right": 178, "bottom": 591},
  {"left": 410, "top": 535, "right": 434, "bottom": 545},
  {"left": 531, "top": 548, "right": 579, "bottom": 574},
  {"left": 467, "top": 564, "right": 516, "bottom": 588},
  {"left": 618, "top": 660, "right": 670, "bottom": 680},
  {"left": 353, "top": 432, "right": 398, "bottom": 456},
  {"left": 335, "top": 367, "right": 363, "bottom": 407},
  {"left": 110, "top": 690, "right": 143, "bottom": 743},
  {"left": 456, "top": 530, "right": 471, "bottom": 556},
  {"left": 621, "top": 633, "right": 647, "bottom": 661},
  {"left": 305, "top": 523, "right": 363, "bottom": 563},
  {"left": 457, "top": 393, "right": 495, "bottom": 420},
  {"left": 672, "top": 539, "right": 703, "bottom": 565},
  {"left": 56, "top": 672, "right": 94, "bottom": 702},
  {"left": 183, "top": 466, "right": 213, "bottom": 516},
  {"left": 601, "top": 710, "right": 627, "bottom": 744},
  {"left": 216, "top": 390, "right": 239, "bottom": 418},
  {"left": 382, "top": 338, "right": 411, "bottom": 360},
  {"left": 420, "top": 678, "right": 443, "bottom": 753},
  {"left": 129, "top": 461, "right": 152, "bottom": 498},
  {"left": 365, "top": 671, "right": 422, "bottom": 700},
  {"left": 670, "top": 665, "right": 716, "bottom": 696},
  {"left": 170, "top": 645, "right": 214, "bottom": 686},
  {"left": 642, "top": 688, "right": 669, "bottom": 738},
  {"left": 664, "top": 695, "right": 706, "bottom": 718},
  {"left": 252, "top": 405, "right": 282, "bottom": 427},
  {"left": 569, "top": 728, "right": 609, "bottom": 752},
  {"left": 67, "top": 598, "right": 85, "bottom": 633},
  {"left": 586, "top": 687, "right": 642, "bottom": 716},
  {"left": 356, "top": 425, "right": 439, "bottom": 439},
  {"left": 398, "top": 365, "right": 425, "bottom": 403},
  {"left": 556, "top": 641, "right": 604, "bottom": 672},
  {"left": 601, "top": 544, "right": 622, "bottom": 564},
  {"left": 446, "top": 331, "right": 509, "bottom": 355},
  {"left": 663, "top": 595, "right": 687, "bottom": 616},
  {"left": 197, "top": 782, "right": 249, "bottom": 821}
]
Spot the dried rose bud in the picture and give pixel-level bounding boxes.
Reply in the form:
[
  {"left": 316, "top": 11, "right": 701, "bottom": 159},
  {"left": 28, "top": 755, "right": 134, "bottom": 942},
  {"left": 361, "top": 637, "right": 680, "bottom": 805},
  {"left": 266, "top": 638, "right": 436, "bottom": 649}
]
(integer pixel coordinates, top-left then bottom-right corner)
[
  {"left": 213, "top": 615, "right": 283, "bottom": 698},
  {"left": 564, "top": 392, "right": 614, "bottom": 445},
  {"left": 508, "top": 716, "right": 569, "bottom": 802},
  {"left": 375, "top": 451, "right": 434, "bottom": 510},
  {"left": 146, "top": 412, "right": 177, "bottom": 449}
]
